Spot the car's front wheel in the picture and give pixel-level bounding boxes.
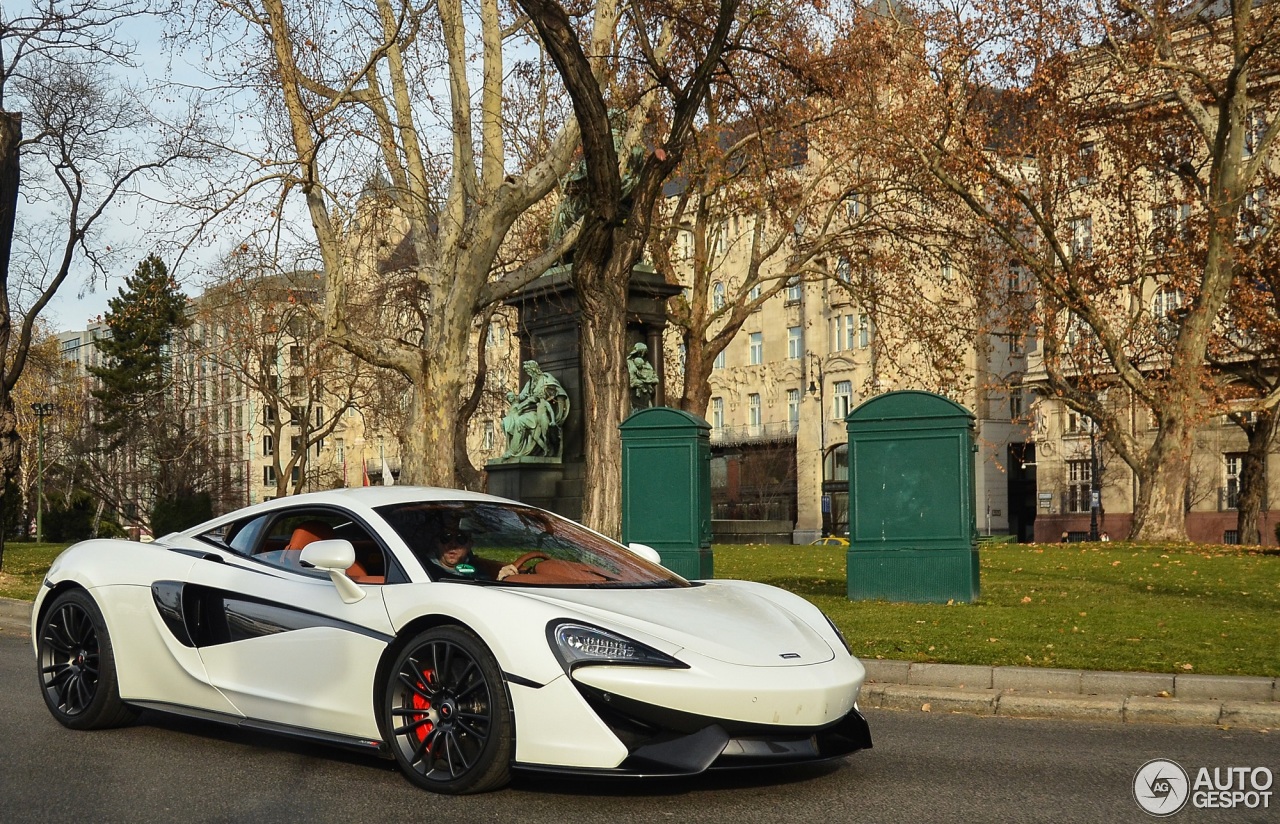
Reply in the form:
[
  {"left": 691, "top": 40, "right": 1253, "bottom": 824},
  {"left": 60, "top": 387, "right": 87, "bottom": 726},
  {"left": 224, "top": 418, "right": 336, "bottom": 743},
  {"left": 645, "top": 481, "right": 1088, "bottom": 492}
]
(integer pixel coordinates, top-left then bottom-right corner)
[
  {"left": 384, "top": 625, "right": 513, "bottom": 794},
  {"left": 37, "top": 588, "right": 139, "bottom": 730}
]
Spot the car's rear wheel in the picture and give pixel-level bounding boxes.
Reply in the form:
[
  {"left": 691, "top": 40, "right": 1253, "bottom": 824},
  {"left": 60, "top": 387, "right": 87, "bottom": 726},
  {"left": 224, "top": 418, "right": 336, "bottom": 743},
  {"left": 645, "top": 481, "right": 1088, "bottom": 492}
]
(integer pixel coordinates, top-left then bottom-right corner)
[
  {"left": 37, "top": 588, "right": 139, "bottom": 730},
  {"left": 384, "top": 625, "right": 513, "bottom": 794}
]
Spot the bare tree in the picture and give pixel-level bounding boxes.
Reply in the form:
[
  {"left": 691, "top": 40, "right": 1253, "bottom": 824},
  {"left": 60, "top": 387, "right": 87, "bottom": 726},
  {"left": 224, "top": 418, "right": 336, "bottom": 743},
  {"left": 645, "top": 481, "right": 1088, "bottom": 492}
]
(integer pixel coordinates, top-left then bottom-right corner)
[
  {"left": 855, "top": 0, "right": 1280, "bottom": 541},
  {"left": 194, "top": 252, "right": 381, "bottom": 497},
  {"left": 0, "top": 0, "right": 200, "bottom": 567},
  {"left": 178, "top": 0, "right": 612, "bottom": 494}
]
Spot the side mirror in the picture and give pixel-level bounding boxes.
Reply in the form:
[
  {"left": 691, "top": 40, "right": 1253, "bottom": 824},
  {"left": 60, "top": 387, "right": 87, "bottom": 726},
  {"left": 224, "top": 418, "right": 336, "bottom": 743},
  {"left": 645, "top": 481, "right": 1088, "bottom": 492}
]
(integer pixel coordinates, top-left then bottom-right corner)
[
  {"left": 300, "top": 539, "right": 365, "bottom": 604},
  {"left": 626, "top": 542, "right": 663, "bottom": 566}
]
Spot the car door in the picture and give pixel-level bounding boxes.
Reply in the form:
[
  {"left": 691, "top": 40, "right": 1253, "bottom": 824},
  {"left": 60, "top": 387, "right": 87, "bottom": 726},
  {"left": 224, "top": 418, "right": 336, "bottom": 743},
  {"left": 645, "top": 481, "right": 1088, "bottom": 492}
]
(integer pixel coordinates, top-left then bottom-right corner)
[{"left": 179, "top": 506, "right": 397, "bottom": 742}]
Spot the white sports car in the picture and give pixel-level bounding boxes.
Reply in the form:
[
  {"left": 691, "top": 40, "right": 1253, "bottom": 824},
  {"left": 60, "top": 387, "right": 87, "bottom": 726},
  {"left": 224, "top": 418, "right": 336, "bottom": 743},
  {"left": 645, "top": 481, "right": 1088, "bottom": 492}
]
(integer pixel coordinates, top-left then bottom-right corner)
[{"left": 32, "top": 487, "right": 871, "bottom": 794}]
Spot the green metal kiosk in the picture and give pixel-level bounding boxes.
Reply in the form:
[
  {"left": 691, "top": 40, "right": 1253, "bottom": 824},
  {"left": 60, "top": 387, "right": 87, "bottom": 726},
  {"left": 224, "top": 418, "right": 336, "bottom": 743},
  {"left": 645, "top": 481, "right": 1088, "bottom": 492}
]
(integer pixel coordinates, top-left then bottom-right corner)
[
  {"left": 846, "top": 390, "right": 980, "bottom": 603},
  {"left": 620, "top": 407, "right": 714, "bottom": 579}
]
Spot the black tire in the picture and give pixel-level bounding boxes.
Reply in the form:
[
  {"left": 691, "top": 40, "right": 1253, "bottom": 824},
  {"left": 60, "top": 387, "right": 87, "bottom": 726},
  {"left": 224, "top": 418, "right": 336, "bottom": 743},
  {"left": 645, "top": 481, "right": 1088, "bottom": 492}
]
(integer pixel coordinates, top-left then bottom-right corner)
[
  {"left": 37, "top": 588, "right": 139, "bottom": 730},
  {"left": 384, "top": 625, "right": 513, "bottom": 794}
]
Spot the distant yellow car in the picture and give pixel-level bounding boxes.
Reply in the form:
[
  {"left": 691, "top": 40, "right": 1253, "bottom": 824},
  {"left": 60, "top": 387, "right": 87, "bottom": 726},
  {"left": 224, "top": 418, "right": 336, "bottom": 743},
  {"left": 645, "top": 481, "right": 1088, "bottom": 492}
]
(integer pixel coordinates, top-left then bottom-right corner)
[{"left": 810, "top": 536, "right": 850, "bottom": 547}]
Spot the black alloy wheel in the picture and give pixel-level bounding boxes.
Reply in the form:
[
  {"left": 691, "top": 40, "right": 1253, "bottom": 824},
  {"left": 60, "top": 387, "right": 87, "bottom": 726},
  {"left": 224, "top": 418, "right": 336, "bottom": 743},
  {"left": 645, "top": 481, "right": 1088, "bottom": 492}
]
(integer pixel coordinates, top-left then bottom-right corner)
[
  {"left": 384, "top": 625, "right": 513, "bottom": 794},
  {"left": 37, "top": 588, "right": 138, "bottom": 730}
]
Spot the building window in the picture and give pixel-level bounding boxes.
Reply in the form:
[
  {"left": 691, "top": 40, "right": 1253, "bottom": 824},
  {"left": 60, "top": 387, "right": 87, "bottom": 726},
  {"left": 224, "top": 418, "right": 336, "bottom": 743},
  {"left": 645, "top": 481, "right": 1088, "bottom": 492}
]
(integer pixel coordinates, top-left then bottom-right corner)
[
  {"left": 1152, "top": 203, "right": 1191, "bottom": 252},
  {"left": 858, "top": 314, "right": 871, "bottom": 348},
  {"left": 1008, "top": 259, "right": 1028, "bottom": 295},
  {"left": 483, "top": 421, "right": 495, "bottom": 451},
  {"left": 785, "top": 277, "right": 802, "bottom": 304},
  {"left": 748, "top": 393, "right": 762, "bottom": 434},
  {"left": 845, "top": 192, "right": 867, "bottom": 220},
  {"left": 1075, "top": 142, "right": 1096, "bottom": 186},
  {"left": 1069, "top": 216, "right": 1093, "bottom": 260},
  {"left": 833, "top": 380, "right": 853, "bottom": 420},
  {"left": 713, "top": 350, "right": 726, "bottom": 371},
  {"left": 712, "top": 281, "right": 725, "bottom": 311},
  {"left": 749, "top": 332, "right": 763, "bottom": 365},
  {"left": 787, "top": 388, "right": 800, "bottom": 433},
  {"left": 836, "top": 256, "right": 852, "bottom": 282},
  {"left": 1067, "top": 460, "right": 1092, "bottom": 513},
  {"left": 263, "top": 465, "right": 276, "bottom": 486},
  {"left": 1240, "top": 187, "right": 1269, "bottom": 241},
  {"left": 748, "top": 283, "right": 761, "bottom": 303},
  {"left": 1010, "top": 388, "right": 1023, "bottom": 420},
  {"left": 335, "top": 438, "right": 345, "bottom": 465},
  {"left": 1244, "top": 110, "right": 1266, "bottom": 158},
  {"left": 787, "top": 326, "right": 803, "bottom": 360},
  {"left": 1225, "top": 452, "right": 1244, "bottom": 510},
  {"left": 262, "top": 435, "right": 274, "bottom": 457},
  {"left": 711, "top": 397, "right": 724, "bottom": 432},
  {"left": 838, "top": 314, "right": 855, "bottom": 351}
]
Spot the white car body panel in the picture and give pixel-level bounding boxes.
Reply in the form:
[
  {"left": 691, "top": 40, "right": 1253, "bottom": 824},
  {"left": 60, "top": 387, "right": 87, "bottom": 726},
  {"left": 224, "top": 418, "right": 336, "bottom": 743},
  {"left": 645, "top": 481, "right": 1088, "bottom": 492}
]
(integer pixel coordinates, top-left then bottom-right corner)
[
  {"left": 33, "top": 486, "right": 871, "bottom": 784},
  {"left": 197, "top": 629, "right": 385, "bottom": 739},
  {"left": 571, "top": 651, "right": 862, "bottom": 726},
  {"left": 180, "top": 556, "right": 393, "bottom": 738},
  {"left": 506, "top": 677, "right": 630, "bottom": 768}
]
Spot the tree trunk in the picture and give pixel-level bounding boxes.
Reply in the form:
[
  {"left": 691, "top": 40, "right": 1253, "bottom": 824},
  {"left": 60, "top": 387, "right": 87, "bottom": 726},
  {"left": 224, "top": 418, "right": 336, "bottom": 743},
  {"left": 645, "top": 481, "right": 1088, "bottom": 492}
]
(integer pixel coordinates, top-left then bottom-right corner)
[
  {"left": 400, "top": 345, "right": 469, "bottom": 490},
  {"left": 573, "top": 220, "right": 631, "bottom": 538},
  {"left": 678, "top": 335, "right": 715, "bottom": 417},
  {"left": 1130, "top": 418, "right": 1193, "bottom": 542},
  {"left": 0, "top": 400, "right": 20, "bottom": 568},
  {"left": 1236, "top": 410, "right": 1275, "bottom": 545},
  {"left": 0, "top": 111, "right": 21, "bottom": 571}
]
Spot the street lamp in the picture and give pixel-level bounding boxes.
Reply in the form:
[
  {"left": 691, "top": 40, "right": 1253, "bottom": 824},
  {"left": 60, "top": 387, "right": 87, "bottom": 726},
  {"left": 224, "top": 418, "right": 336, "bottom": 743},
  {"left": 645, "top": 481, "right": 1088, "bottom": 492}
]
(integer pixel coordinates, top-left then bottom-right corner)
[
  {"left": 31, "top": 402, "right": 56, "bottom": 543},
  {"left": 1089, "top": 420, "right": 1101, "bottom": 542}
]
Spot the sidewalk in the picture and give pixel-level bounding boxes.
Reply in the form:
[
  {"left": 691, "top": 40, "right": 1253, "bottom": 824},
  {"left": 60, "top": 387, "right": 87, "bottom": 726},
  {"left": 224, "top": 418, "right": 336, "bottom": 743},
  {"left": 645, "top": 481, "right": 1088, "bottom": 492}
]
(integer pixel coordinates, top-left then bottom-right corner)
[
  {"left": 3, "top": 596, "right": 1277, "bottom": 729},
  {"left": 861, "top": 658, "right": 1280, "bottom": 730}
]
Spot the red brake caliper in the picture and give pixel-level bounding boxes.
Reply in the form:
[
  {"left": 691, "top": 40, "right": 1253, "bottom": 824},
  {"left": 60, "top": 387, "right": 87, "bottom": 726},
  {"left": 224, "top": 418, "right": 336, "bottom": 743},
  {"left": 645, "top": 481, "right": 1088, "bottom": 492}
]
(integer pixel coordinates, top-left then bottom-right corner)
[{"left": 411, "top": 671, "right": 434, "bottom": 743}]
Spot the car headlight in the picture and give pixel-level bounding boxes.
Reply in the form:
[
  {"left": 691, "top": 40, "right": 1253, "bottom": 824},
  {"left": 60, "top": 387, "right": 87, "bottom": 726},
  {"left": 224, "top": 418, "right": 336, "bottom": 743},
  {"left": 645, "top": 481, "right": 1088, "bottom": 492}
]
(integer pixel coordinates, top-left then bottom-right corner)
[
  {"left": 823, "top": 613, "right": 853, "bottom": 655},
  {"left": 548, "top": 621, "right": 688, "bottom": 671}
]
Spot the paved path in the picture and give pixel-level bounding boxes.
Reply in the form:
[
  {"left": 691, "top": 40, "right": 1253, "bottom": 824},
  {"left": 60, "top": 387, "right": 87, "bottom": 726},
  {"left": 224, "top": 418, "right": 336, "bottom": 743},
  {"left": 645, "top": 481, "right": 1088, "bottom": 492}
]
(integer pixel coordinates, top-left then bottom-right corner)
[{"left": 6, "top": 595, "right": 1277, "bottom": 729}]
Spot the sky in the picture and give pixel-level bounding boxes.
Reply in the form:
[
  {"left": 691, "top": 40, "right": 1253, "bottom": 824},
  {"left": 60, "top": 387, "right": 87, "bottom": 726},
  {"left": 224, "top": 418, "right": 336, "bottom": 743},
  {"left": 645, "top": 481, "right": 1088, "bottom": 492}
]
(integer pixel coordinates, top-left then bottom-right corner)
[{"left": 11, "top": 5, "right": 271, "bottom": 334}]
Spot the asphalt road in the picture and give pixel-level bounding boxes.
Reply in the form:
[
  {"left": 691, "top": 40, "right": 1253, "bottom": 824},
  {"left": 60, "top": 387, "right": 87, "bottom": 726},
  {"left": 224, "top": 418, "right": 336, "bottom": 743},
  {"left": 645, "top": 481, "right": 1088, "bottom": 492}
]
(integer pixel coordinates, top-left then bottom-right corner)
[{"left": 1, "top": 635, "right": 1274, "bottom": 824}]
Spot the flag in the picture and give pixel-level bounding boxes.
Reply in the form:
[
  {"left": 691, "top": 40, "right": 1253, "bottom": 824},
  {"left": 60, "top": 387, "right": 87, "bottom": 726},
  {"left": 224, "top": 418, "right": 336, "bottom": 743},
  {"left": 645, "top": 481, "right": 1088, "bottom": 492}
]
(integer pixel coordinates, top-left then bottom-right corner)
[
  {"left": 362, "top": 458, "right": 370, "bottom": 487},
  {"left": 382, "top": 457, "right": 395, "bottom": 486}
]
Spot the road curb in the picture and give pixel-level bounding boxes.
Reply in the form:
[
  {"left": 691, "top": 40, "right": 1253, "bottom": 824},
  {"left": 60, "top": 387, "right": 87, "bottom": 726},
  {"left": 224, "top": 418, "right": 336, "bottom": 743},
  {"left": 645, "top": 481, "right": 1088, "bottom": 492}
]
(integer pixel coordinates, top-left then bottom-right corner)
[{"left": 862, "top": 658, "right": 1278, "bottom": 730}]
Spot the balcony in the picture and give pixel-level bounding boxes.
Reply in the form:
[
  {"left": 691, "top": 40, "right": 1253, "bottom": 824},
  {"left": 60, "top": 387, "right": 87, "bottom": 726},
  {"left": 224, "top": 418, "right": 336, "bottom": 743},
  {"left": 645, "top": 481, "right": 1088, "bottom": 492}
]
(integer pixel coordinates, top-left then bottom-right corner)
[{"left": 710, "top": 422, "right": 798, "bottom": 446}]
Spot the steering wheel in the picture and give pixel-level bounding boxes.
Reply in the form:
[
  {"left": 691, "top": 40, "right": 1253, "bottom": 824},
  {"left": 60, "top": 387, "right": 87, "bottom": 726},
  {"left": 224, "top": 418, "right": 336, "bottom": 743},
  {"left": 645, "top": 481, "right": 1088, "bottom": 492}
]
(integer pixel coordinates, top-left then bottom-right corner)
[{"left": 512, "top": 551, "right": 551, "bottom": 573}]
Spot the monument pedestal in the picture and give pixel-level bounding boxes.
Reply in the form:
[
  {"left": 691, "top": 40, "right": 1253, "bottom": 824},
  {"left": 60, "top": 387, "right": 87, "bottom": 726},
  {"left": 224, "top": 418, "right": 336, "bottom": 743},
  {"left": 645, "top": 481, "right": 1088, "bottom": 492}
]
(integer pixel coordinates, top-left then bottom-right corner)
[
  {"left": 488, "top": 263, "right": 680, "bottom": 524},
  {"left": 485, "top": 461, "right": 583, "bottom": 522}
]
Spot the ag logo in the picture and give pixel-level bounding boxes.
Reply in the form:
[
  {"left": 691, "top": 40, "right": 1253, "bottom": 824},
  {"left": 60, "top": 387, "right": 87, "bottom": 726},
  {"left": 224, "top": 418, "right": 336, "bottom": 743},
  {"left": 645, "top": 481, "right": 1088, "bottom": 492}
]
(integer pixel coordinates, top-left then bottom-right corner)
[{"left": 1134, "top": 759, "right": 1190, "bottom": 817}]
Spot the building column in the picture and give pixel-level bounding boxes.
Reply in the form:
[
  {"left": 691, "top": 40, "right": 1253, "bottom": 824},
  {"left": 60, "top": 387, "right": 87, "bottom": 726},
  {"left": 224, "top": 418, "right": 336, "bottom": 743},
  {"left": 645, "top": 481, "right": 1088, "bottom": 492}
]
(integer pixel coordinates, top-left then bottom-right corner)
[{"left": 794, "top": 384, "right": 825, "bottom": 543}]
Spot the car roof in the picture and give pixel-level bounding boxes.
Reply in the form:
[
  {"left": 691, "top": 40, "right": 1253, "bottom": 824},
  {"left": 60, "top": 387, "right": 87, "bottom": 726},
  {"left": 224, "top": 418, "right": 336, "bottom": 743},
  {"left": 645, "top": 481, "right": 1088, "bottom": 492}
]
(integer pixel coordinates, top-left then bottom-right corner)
[{"left": 170, "top": 485, "right": 521, "bottom": 539}]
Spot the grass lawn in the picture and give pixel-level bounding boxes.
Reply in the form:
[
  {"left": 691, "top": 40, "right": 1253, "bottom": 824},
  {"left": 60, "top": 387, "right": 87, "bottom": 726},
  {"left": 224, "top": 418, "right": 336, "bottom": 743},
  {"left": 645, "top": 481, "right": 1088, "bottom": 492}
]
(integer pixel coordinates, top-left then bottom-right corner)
[
  {"left": 0, "top": 543, "right": 64, "bottom": 603},
  {"left": 3, "top": 539, "right": 1276, "bottom": 677},
  {"left": 715, "top": 541, "right": 1280, "bottom": 678}
]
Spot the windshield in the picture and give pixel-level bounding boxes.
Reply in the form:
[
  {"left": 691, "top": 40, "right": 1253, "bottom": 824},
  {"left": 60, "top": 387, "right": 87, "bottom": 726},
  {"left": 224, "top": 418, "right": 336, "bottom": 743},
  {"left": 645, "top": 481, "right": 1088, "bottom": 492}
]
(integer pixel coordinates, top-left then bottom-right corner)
[{"left": 375, "top": 501, "right": 690, "bottom": 588}]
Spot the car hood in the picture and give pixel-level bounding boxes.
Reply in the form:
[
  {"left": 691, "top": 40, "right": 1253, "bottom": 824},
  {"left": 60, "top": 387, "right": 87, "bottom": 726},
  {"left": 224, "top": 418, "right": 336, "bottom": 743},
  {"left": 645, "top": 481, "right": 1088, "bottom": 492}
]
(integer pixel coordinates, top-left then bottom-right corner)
[{"left": 506, "top": 582, "right": 836, "bottom": 667}]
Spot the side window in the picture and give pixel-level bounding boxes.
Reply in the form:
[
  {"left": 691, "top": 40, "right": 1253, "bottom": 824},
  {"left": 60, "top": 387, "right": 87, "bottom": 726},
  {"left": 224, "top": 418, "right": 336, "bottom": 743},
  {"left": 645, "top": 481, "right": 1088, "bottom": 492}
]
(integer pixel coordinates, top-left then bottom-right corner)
[
  {"left": 258, "top": 510, "right": 389, "bottom": 583},
  {"left": 227, "top": 515, "right": 271, "bottom": 556}
]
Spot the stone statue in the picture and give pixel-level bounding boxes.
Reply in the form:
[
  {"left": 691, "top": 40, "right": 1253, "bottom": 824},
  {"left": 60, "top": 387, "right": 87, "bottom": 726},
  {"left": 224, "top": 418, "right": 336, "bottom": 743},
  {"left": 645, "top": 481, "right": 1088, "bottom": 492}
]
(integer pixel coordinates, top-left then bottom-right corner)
[
  {"left": 548, "top": 109, "right": 647, "bottom": 253},
  {"left": 627, "top": 342, "right": 659, "bottom": 409},
  {"left": 498, "top": 360, "right": 570, "bottom": 461}
]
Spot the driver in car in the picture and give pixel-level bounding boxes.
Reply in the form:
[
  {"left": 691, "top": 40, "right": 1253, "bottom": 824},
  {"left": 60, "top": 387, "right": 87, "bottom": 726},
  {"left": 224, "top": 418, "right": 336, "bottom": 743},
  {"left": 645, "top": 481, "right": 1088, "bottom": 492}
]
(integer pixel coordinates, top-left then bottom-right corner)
[{"left": 429, "top": 523, "right": 519, "bottom": 582}]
